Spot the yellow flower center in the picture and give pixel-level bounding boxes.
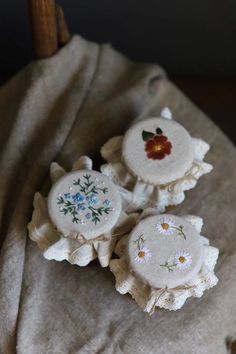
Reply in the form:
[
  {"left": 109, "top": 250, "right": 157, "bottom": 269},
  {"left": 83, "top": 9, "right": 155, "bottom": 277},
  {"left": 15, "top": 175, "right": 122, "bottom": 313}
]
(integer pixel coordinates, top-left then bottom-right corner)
[
  {"left": 153, "top": 144, "right": 163, "bottom": 152},
  {"left": 138, "top": 251, "right": 146, "bottom": 258},
  {"left": 161, "top": 223, "right": 170, "bottom": 230},
  {"left": 179, "top": 256, "right": 186, "bottom": 263}
]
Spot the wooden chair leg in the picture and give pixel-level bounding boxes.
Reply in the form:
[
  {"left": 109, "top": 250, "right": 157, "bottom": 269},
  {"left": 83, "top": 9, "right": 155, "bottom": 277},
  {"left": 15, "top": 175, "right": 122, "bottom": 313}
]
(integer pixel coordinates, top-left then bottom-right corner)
[
  {"left": 28, "top": 0, "right": 58, "bottom": 59},
  {"left": 28, "top": 0, "right": 71, "bottom": 59}
]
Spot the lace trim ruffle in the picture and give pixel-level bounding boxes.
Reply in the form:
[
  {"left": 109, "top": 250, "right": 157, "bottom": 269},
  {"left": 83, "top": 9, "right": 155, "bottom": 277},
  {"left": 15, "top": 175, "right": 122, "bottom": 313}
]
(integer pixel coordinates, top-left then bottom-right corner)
[
  {"left": 28, "top": 156, "right": 138, "bottom": 267},
  {"left": 101, "top": 135, "right": 213, "bottom": 212},
  {"left": 109, "top": 215, "right": 219, "bottom": 313}
]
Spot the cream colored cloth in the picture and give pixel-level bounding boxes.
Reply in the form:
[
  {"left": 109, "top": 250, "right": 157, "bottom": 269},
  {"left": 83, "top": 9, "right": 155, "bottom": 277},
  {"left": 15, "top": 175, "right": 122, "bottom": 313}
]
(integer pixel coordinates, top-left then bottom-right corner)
[
  {"left": 101, "top": 110, "right": 212, "bottom": 212},
  {"left": 0, "top": 35, "right": 236, "bottom": 354},
  {"left": 110, "top": 212, "right": 219, "bottom": 313},
  {"left": 28, "top": 156, "right": 138, "bottom": 267}
]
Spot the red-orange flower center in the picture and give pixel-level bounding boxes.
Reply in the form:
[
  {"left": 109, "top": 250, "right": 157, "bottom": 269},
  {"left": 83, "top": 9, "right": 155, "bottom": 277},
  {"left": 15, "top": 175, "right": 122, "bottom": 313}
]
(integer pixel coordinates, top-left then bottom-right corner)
[{"left": 145, "top": 134, "right": 172, "bottom": 160}]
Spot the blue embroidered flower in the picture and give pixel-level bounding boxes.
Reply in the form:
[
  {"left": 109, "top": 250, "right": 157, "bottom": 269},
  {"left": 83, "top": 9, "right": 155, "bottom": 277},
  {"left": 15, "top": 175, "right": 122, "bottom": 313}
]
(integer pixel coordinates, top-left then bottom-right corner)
[
  {"left": 103, "top": 199, "right": 111, "bottom": 206},
  {"left": 86, "top": 193, "right": 99, "bottom": 206},
  {"left": 58, "top": 174, "right": 112, "bottom": 224},
  {"left": 77, "top": 203, "right": 86, "bottom": 211},
  {"left": 73, "top": 192, "right": 85, "bottom": 203}
]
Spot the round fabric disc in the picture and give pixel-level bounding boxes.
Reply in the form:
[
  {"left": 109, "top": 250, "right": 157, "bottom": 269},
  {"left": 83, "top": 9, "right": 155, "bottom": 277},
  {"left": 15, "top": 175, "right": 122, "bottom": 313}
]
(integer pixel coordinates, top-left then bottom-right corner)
[
  {"left": 128, "top": 214, "right": 203, "bottom": 289},
  {"left": 122, "top": 117, "right": 194, "bottom": 185},
  {"left": 48, "top": 170, "right": 122, "bottom": 239}
]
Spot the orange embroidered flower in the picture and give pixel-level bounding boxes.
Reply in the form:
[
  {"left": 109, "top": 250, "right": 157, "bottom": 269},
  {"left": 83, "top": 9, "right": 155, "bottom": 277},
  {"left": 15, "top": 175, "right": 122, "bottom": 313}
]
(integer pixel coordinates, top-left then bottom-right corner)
[{"left": 145, "top": 135, "right": 172, "bottom": 160}]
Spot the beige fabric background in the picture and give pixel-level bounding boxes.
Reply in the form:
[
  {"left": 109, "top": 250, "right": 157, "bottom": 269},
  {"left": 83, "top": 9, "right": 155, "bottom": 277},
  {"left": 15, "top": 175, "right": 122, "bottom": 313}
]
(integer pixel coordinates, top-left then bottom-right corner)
[{"left": 0, "top": 35, "right": 235, "bottom": 354}]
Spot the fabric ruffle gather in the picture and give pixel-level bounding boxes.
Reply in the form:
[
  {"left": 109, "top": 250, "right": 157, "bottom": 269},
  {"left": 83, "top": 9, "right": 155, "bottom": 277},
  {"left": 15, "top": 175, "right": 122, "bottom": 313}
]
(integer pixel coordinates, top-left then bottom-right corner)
[
  {"left": 110, "top": 211, "right": 219, "bottom": 314},
  {"left": 101, "top": 108, "right": 213, "bottom": 212},
  {"left": 28, "top": 156, "right": 138, "bottom": 267}
]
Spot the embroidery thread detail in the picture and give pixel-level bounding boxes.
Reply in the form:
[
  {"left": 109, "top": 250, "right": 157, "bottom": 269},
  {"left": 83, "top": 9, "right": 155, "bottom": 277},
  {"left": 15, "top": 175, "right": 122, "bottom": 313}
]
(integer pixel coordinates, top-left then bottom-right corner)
[
  {"left": 133, "top": 234, "right": 152, "bottom": 264},
  {"left": 160, "top": 250, "right": 192, "bottom": 272},
  {"left": 156, "top": 218, "right": 187, "bottom": 240},
  {"left": 57, "top": 174, "right": 112, "bottom": 224},
  {"left": 142, "top": 127, "right": 172, "bottom": 160}
]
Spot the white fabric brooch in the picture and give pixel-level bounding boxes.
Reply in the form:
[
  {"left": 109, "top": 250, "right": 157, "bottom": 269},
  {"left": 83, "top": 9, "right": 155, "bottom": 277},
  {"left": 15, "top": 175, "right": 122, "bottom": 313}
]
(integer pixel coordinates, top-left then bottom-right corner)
[
  {"left": 28, "top": 156, "right": 138, "bottom": 267},
  {"left": 101, "top": 108, "right": 213, "bottom": 212},
  {"left": 110, "top": 211, "right": 219, "bottom": 314}
]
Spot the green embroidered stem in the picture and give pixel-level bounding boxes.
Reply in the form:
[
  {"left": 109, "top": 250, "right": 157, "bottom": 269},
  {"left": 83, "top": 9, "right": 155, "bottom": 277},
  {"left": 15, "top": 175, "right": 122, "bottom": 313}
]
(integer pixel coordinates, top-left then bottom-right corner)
[
  {"left": 73, "top": 178, "right": 86, "bottom": 193},
  {"left": 73, "top": 175, "right": 108, "bottom": 195},
  {"left": 133, "top": 234, "right": 145, "bottom": 250},
  {"left": 160, "top": 261, "right": 177, "bottom": 272},
  {"left": 88, "top": 206, "right": 112, "bottom": 224},
  {"left": 57, "top": 197, "right": 79, "bottom": 223},
  {"left": 172, "top": 225, "right": 186, "bottom": 240}
]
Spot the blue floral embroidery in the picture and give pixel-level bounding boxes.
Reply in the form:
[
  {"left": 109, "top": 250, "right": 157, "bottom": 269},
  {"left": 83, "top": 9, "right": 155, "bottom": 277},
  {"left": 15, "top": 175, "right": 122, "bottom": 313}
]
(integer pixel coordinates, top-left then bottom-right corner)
[
  {"left": 77, "top": 203, "right": 86, "bottom": 211},
  {"left": 103, "top": 199, "right": 111, "bottom": 206},
  {"left": 86, "top": 193, "right": 99, "bottom": 206},
  {"left": 73, "top": 192, "right": 85, "bottom": 203},
  {"left": 57, "top": 174, "right": 112, "bottom": 224}
]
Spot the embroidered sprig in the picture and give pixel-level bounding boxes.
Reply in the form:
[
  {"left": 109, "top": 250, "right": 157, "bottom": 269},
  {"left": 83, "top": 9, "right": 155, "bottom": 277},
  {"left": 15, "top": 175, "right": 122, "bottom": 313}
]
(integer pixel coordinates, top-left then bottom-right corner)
[
  {"left": 87, "top": 205, "right": 112, "bottom": 224},
  {"left": 160, "top": 261, "right": 177, "bottom": 272},
  {"left": 57, "top": 197, "right": 79, "bottom": 223},
  {"left": 156, "top": 218, "right": 187, "bottom": 240},
  {"left": 133, "top": 234, "right": 145, "bottom": 250},
  {"left": 171, "top": 224, "right": 186, "bottom": 240},
  {"left": 57, "top": 174, "right": 112, "bottom": 224},
  {"left": 160, "top": 251, "right": 192, "bottom": 272},
  {"left": 133, "top": 234, "right": 152, "bottom": 264},
  {"left": 73, "top": 174, "right": 108, "bottom": 195}
]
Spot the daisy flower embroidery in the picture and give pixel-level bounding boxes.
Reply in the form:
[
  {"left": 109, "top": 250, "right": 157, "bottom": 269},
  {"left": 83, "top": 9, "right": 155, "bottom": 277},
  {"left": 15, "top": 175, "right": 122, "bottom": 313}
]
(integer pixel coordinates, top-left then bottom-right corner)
[
  {"left": 156, "top": 218, "right": 187, "bottom": 240},
  {"left": 133, "top": 234, "right": 152, "bottom": 264},
  {"left": 160, "top": 250, "right": 192, "bottom": 272},
  {"left": 174, "top": 250, "right": 192, "bottom": 270},
  {"left": 156, "top": 218, "right": 176, "bottom": 235}
]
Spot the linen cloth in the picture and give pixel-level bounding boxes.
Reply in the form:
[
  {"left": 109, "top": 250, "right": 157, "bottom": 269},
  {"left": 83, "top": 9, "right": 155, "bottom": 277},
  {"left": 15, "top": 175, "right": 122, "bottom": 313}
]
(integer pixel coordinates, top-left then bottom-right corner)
[{"left": 0, "top": 35, "right": 236, "bottom": 354}]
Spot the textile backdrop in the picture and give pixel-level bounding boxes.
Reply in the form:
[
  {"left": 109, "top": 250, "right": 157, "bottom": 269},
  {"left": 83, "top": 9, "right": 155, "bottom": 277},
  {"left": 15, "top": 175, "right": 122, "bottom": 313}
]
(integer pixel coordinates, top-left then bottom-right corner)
[{"left": 0, "top": 35, "right": 236, "bottom": 354}]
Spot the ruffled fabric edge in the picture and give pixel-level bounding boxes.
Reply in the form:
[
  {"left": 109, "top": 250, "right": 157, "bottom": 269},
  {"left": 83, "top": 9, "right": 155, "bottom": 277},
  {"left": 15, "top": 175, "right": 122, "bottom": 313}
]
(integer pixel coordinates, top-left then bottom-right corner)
[
  {"left": 109, "top": 214, "right": 219, "bottom": 313},
  {"left": 28, "top": 156, "right": 139, "bottom": 267},
  {"left": 100, "top": 111, "right": 213, "bottom": 212}
]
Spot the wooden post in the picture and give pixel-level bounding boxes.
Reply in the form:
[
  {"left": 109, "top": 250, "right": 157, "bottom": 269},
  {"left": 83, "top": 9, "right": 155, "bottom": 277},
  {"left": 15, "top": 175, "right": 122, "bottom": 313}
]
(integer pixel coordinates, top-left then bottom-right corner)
[
  {"left": 56, "top": 4, "right": 71, "bottom": 46},
  {"left": 28, "top": 0, "right": 58, "bottom": 59}
]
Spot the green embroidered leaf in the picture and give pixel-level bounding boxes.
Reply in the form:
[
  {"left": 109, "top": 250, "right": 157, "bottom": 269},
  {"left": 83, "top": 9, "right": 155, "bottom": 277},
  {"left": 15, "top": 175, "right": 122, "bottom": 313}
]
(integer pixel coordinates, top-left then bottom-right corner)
[
  {"left": 73, "top": 178, "right": 81, "bottom": 185},
  {"left": 156, "top": 127, "right": 163, "bottom": 135},
  {"left": 142, "top": 130, "right": 154, "bottom": 141},
  {"left": 72, "top": 217, "right": 79, "bottom": 223},
  {"left": 57, "top": 196, "right": 64, "bottom": 204}
]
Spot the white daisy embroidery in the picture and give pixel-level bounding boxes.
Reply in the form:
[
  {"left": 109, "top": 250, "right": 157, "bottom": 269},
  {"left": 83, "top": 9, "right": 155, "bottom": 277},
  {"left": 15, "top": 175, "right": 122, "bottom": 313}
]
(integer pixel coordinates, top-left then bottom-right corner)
[
  {"left": 156, "top": 218, "right": 176, "bottom": 235},
  {"left": 134, "top": 247, "right": 152, "bottom": 264},
  {"left": 174, "top": 250, "right": 192, "bottom": 270}
]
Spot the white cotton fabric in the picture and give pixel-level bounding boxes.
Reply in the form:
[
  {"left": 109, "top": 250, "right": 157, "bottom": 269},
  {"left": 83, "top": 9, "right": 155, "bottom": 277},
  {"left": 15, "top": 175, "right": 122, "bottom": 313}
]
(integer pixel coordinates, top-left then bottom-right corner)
[
  {"left": 101, "top": 111, "right": 213, "bottom": 212},
  {"left": 28, "top": 156, "right": 138, "bottom": 267},
  {"left": 110, "top": 212, "right": 219, "bottom": 313}
]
